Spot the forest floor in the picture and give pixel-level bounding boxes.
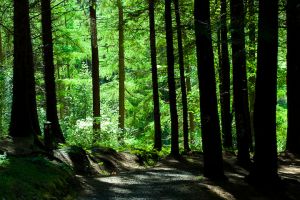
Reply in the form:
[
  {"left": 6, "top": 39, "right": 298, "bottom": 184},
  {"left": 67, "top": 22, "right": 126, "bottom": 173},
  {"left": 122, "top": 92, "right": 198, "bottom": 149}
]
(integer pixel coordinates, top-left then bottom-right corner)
[{"left": 77, "top": 151, "right": 300, "bottom": 200}]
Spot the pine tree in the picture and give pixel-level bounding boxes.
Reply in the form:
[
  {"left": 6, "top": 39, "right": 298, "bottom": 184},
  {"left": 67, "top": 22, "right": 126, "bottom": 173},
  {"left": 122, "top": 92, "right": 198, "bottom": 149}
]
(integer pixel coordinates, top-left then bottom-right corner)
[
  {"left": 148, "top": 0, "right": 162, "bottom": 151},
  {"left": 41, "top": 0, "right": 65, "bottom": 143},
  {"left": 194, "top": 0, "right": 225, "bottom": 180}
]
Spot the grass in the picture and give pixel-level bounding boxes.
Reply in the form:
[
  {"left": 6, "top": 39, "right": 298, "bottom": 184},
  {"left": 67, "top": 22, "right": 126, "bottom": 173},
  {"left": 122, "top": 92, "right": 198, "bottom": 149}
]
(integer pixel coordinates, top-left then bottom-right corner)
[{"left": 0, "top": 154, "right": 78, "bottom": 200}]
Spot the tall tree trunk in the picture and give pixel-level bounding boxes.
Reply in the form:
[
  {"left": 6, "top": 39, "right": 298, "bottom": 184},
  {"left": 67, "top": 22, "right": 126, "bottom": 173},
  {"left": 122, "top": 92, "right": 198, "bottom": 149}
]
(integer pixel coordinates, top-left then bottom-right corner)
[
  {"left": 173, "top": 0, "right": 190, "bottom": 152},
  {"left": 194, "top": 0, "right": 225, "bottom": 180},
  {"left": 10, "top": 0, "right": 41, "bottom": 140},
  {"left": 148, "top": 0, "right": 162, "bottom": 151},
  {"left": 248, "top": 0, "right": 279, "bottom": 184},
  {"left": 0, "top": 27, "right": 3, "bottom": 133},
  {"left": 219, "top": 0, "right": 233, "bottom": 149},
  {"left": 89, "top": 0, "right": 101, "bottom": 139},
  {"left": 286, "top": 0, "right": 300, "bottom": 155},
  {"left": 0, "top": 27, "right": 3, "bottom": 63},
  {"left": 247, "top": 0, "right": 256, "bottom": 152},
  {"left": 165, "top": 0, "right": 179, "bottom": 157},
  {"left": 230, "top": 0, "right": 251, "bottom": 166},
  {"left": 41, "top": 0, "right": 65, "bottom": 143},
  {"left": 117, "top": 0, "right": 125, "bottom": 132},
  {"left": 186, "top": 64, "right": 195, "bottom": 137}
]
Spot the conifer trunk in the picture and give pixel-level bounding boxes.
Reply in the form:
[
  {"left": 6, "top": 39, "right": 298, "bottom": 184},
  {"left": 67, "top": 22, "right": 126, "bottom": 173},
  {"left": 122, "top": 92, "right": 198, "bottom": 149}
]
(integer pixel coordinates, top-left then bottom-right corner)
[
  {"left": 173, "top": 0, "right": 190, "bottom": 152},
  {"left": 118, "top": 0, "right": 125, "bottom": 131},
  {"left": 89, "top": 0, "right": 101, "bottom": 137},
  {"left": 41, "top": 0, "right": 65, "bottom": 143},
  {"left": 230, "top": 0, "right": 251, "bottom": 166},
  {"left": 165, "top": 0, "right": 179, "bottom": 157},
  {"left": 10, "top": 0, "right": 41, "bottom": 139},
  {"left": 219, "top": 0, "right": 233, "bottom": 149},
  {"left": 194, "top": 0, "right": 225, "bottom": 180},
  {"left": 286, "top": 0, "right": 300, "bottom": 155},
  {"left": 149, "top": 0, "right": 162, "bottom": 151}
]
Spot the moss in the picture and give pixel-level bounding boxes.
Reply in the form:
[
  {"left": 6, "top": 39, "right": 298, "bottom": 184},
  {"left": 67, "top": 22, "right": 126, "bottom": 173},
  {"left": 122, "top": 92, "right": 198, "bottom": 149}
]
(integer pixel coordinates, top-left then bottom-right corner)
[{"left": 0, "top": 155, "right": 79, "bottom": 200}]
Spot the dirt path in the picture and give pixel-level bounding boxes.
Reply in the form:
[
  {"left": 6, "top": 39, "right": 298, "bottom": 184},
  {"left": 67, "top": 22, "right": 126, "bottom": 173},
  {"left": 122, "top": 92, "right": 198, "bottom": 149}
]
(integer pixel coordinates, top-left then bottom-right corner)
[
  {"left": 77, "top": 155, "right": 300, "bottom": 200},
  {"left": 78, "top": 159, "right": 223, "bottom": 200}
]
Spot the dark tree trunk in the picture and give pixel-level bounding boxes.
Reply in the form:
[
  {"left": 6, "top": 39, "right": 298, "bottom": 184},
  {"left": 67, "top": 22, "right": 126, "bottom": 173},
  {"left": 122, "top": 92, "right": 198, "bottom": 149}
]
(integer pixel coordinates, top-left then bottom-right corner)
[
  {"left": 0, "top": 27, "right": 3, "bottom": 133},
  {"left": 286, "top": 0, "right": 300, "bottom": 155},
  {"left": 247, "top": 0, "right": 256, "bottom": 152},
  {"left": 248, "top": 0, "right": 279, "bottom": 184},
  {"left": 41, "top": 0, "right": 65, "bottom": 143},
  {"left": 173, "top": 0, "right": 190, "bottom": 152},
  {"left": 0, "top": 27, "right": 3, "bottom": 63},
  {"left": 219, "top": 0, "right": 233, "bottom": 149},
  {"left": 118, "top": 0, "right": 125, "bottom": 131},
  {"left": 10, "top": 0, "right": 41, "bottom": 140},
  {"left": 89, "top": 0, "right": 101, "bottom": 137},
  {"left": 165, "top": 0, "right": 179, "bottom": 157},
  {"left": 148, "top": 0, "right": 162, "bottom": 151},
  {"left": 230, "top": 0, "right": 251, "bottom": 166},
  {"left": 194, "top": 0, "right": 225, "bottom": 180},
  {"left": 186, "top": 64, "right": 195, "bottom": 136}
]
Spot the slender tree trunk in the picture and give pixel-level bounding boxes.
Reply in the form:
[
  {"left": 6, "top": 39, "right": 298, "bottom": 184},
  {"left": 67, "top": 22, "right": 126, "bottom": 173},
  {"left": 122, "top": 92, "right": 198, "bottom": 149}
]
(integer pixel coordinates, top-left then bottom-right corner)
[
  {"left": 89, "top": 0, "right": 101, "bottom": 138},
  {"left": 10, "top": 0, "right": 41, "bottom": 140},
  {"left": 165, "top": 0, "right": 179, "bottom": 157},
  {"left": 286, "top": 0, "right": 300, "bottom": 155},
  {"left": 194, "top": 0, "right": 225, "bottom": 180},
  {"left": 117, "top": 0, "right": 125, "bottom": 131},
  {"left": 248, "top": 0, "right": 279, "bottom": 184},
  {"left": 41, "top": 0, "right": 65, "bottom": 143},
  {"left": 219, "top": 0, "right": 233, "bottom": 149},
  {"left": 0, "top": 27, "right": 3, "bottom": 133},
  {"left": 186, "top": 64, "right": 195, "bottom": 135},
  {"left": 230, "top": 0, "right": 251, "bottom": 166},
  {"left": 148, "top": 0, "right": 162, "bottom": 151},
  {"left": 247, "top": 0, "right": 256, "bottom": 152},
  {"left": 0, "top": 27, "right": 3, "bottom": 63},
  {"left": 173, "top": 0, "right": 190, "bottom": 152}
]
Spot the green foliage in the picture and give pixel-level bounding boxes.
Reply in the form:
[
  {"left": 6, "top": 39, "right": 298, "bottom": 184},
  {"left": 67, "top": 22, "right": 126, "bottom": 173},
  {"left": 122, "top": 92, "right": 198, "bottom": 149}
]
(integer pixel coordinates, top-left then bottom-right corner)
[{"left": 0, "top": 155, "right": 77, "bottom": 200}]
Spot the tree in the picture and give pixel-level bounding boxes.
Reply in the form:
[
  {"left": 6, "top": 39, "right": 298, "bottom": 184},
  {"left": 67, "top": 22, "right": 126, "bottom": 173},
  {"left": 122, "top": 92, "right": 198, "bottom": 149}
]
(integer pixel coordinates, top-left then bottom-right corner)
[
  {"left": 0, "top": 26, "right": 3, "bottom": 63},
  {"left": 10, "top": 0, "right": 41, "bottom": 140},
  {"left": 194, "top": 0, "right": 225, "bottom": 179},
  {"left": 218, "top": 0, "right": 233, "bottom": 149},
  {"left": 247, "top": 0, "right": 256, "bottom": 148},
  {"left": 148, "top": 0, "right": 162, "bottom": 151},
  {"left": 118, "top": 0, "right": 125, "bottom": 131},
  {"left": 89, "top": 0, "right": 101, "bottom": 137},
  {"left": 286, "top": 0, "right": 300, "bottom": 155},
  {"left": 248, "top": 0, "right": 279, "bottom": 184},
  {"left": 230, "top": 0, "right": 251, "bottom": 166},
  {"left": 0, "top": 26, "right": 3, "bottom": 133},
  {"left": 173, "top": 0, "right": 190, "bottom": 152},
  {"left": 165, "top": 0, "right": 179, "bottom": 157},
  {"left": 41, "top": 0, "right": 65, "bottom": 143}
]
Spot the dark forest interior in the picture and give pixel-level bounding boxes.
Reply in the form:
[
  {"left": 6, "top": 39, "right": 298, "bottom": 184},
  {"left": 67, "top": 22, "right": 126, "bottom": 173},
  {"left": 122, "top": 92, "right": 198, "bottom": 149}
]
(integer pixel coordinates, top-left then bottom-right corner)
[{"left": 0, "top": 0, "right": 300, "bottom": 199}]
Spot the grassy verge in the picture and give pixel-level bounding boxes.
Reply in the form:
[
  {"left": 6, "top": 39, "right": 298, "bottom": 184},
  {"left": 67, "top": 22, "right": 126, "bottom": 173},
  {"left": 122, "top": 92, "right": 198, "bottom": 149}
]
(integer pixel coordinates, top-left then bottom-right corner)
[{"left": 0, "top": 154, "right": 78, "bottom": 200}]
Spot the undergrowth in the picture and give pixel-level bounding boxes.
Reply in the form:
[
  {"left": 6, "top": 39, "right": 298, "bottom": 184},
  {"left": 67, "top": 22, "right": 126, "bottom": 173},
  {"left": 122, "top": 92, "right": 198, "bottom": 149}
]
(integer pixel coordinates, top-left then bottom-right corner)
[{"left": 0, "top": 154, "right": 78, "bottom": 200}]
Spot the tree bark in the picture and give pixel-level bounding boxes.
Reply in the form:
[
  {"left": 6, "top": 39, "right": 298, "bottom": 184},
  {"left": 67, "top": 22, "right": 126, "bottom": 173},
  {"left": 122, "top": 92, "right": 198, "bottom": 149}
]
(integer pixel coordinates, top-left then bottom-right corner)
[
  {"left": 173, "top": 0, "right": 190, "bottom": 152},
  {"left": 118, "top": 0, "right": 125, "bottom": 132},
  {"left": 248, "top": 0, "right": 279, "bottom": 184},
  {"left": 247, "top": 0, "right": 256, "bottom": 152},
  {"left": 286, "top": 0, "right": 300, "bottom": 155},
  {"left": 148, "top": 0, "right": 162, "bottom": 151},
  {"left": 89, "top": 0, "right": 101, "bottom": 138},
  {"left": 10, "top": 0, "right": 41, "bottom": 140},
  {"left": 230, "top": 0, "right": 251, "bottom": 166},
  {"left": 194, "top": 0, "right": 225, "bottom": 180},
  {"left": 41, "top": 0, "right": 65, "bottom": 143},
  {"left": 165, "top": 0, "right": 179, "bottom": 157},
  {"left": 219, "top": 0, "right": 233, "bottom": 149}
]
